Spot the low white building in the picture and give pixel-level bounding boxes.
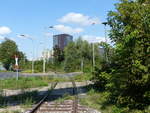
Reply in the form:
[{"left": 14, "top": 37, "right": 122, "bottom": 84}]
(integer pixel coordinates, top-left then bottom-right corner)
[
  {"left": 42, "top": 49, "right": 53, "bottom": 61},
  {"left": 0, "top": 62, "right": 5, "bottom": 70}
]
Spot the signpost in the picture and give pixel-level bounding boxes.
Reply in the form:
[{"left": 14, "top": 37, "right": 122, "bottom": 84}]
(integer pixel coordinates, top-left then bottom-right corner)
[{"left": 15, "top": 55, "right": 19, "bottom": 80}]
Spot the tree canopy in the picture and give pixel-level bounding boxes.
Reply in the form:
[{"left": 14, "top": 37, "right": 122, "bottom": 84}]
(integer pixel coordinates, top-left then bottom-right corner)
[
  {"left": 0, "top": 38, "right": 25, "bottom": 70},
  {"left": 64, "top": 38, "right": 102, "bottom": 72},
  {"left": 106, "top": 0, "right": 150, "bottom": 109}
]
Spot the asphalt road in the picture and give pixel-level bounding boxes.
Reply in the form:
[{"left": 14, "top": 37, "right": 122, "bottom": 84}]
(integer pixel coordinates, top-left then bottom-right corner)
[{"left": 0, "top": 72, "right": 82, "bottom": 79}]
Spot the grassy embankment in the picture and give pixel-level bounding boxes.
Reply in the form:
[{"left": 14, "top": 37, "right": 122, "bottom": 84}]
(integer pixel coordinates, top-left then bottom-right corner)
[
  {"left": 0, "top": 76, "right": 58, "bottom": 111},
  {"left": 0, "top": 76, "right": 69, "bottom": 90},
  {"left": 51, "top": 73, "right": 150, "bottom": 113}
]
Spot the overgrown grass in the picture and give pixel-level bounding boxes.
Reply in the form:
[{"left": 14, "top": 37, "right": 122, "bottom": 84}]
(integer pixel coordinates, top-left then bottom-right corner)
[
  {"left": 0, "top": 75, "right": 71, "bottom": 90},
  {"left": 0, "top": 76, "right": 50, "bottom": 90},
  {"left": 79, "top": 86, "right": 150, "bottom": 113},
  {"left": 0, "top": 72, "right": 91, "bottom": 90},
  {"left": 21, "top": 69, "right": 33, "bottom": 73},
  {"left": 0, "top": 110, "right": 22, "bottom": 113},
  {"left": 0, "top": 90, "right": 40, "bottom": 108},
  {"left": 73, "top": 73, "right": 91, "bottom": 82},
  {"left": 0, "top": 80, "right": 58, "bottom": 110},
  {"left": 54, "top": 93, "right": 73, "bottom": 104}
]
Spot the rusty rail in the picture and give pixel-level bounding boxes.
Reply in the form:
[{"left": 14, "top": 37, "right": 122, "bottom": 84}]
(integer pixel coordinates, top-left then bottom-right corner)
[
  {"left": 26, "top": 77, "right": 79, "bottom": 113},
  {"left": 28, "top": 82, "right": 57, "bottom": 113},
  {"left": 70, "top": 77, "right": 78, "bottom": 113}
]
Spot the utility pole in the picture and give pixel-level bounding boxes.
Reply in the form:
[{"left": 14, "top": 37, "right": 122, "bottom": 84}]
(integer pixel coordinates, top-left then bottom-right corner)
[
  {"left": 42, "top": 47, "right": 46, "bottom": 74},
  {"left": 90, "top": 23, "right": 96, "bottom": 71},
  {"left": 81, "top": 59, "right": 84, "bottom": 72},
  {"left": 102, "top": 22, "right": 108, "bottom": 62},
  {"left": 92, "top": 43, "right": 95, "bottom": 70},
  {"left": 39, "top": 41, "right": 46, "bottom": 74},
  {"left": 49, "top": 26, "right": 54, "bottom": 65}
]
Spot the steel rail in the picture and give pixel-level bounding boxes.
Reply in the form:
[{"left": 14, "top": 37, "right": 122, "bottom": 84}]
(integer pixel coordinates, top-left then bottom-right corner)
[
  {"left": 26, "top": 77, "right": 79, "bottom": 113},
  {"left": 28, "top": 82, "right": 57, "bottom": 113},
  {"left": 70, "top": 77, "right": 78, "bottom": 113}
]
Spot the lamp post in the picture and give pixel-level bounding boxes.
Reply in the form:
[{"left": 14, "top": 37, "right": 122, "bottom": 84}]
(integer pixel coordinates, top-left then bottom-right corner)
[
  {"left": 102, "top": 22, "right": 108, "bottom": 62},
  {"left": 42, "top": 26, "right": 54, "bottom": 73},
  {"left": 48, "top": 26, "right": 54, "bottom": 64},
  {"left": 92, "top": 42, "right": 95, "bottom": 71},
  {"left": 19, "top": 34, "right": 35, "bottom": 73},
  {"left": 42, "top": 49, "right": 46, "bottom": 73},
  {"left": 91, "top": 23, "right": 96, "bottom": 71}
]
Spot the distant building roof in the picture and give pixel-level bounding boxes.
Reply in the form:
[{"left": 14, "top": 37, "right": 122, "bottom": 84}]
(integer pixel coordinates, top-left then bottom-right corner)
[
  {"left": 53, "top": 34, "right": 73, "bottom": 37},
  {"left": 53, "top": 34, "right": 73, "bottom": 50}
]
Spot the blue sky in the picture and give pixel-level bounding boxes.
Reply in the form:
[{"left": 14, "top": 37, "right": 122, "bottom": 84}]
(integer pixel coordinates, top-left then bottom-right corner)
[{"left": 0, "top": 0, "right": 117, "bottom": 60}]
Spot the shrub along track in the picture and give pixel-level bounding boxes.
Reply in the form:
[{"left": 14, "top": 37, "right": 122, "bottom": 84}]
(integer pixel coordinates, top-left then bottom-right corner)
[{"left": 25, "top": 77, "right": 90, "bottom": 113}]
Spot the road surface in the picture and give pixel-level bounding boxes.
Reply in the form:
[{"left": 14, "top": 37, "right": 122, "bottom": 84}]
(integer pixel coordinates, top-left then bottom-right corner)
[{"left": 0, "top": 72, "right": 82, "bottom": 79}]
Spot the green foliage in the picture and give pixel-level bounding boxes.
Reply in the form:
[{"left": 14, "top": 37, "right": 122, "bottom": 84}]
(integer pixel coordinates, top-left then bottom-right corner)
[
  {"left": 73, "top": 73, "right": 91, "bottom": 82},
  {"left": 34, "top": 60, "right": 43, "bottom": 72},
  {"left": 53, "top": 45, "right": 64, "bottom": 65},
  {"left": 99, "top": 42, "right": 114, "bottom": 62},
  {"left": 0, "top": 76, "right": 50, "bottom": 90},
  {"left": 90, "top": 0, "right": 150, "bottom": 112},
  {"left": 92, "top": 68, "right": 111, "bottom": 90},
  {"left": 23, "top": 97, "right": 35, "bottom": 108},
  {"left": 112, "top": 106, "right": 123, "bottom": 113},
  {"left": 0, "top": 39, "right": 18, "bottom": 70},
  {"left": 106, "top": 0, "right": 150, "bottom": 110},
  {"left": 0, "top": 90, "right": 39, "bottom": 109},
  {"left": 1, "top": 110, "right": 22, "bottom": 113},
  {"left": 64, "top": 38, "right": 102, "bottom": 72},
  {"left": 64, "top": 41, "right": 79, "bottom": 72},
  {"left": 0, "top": 38, "right": 26, "bottom": 70}
]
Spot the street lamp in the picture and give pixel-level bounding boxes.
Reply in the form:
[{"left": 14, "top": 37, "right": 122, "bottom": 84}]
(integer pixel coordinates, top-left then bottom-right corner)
[
  {"left": 90, "top": 23, "right": 96, "bottom": 71},
  {"left": 18, "top": 34, "right": 35, "bottom": 74},
  {"left": 48, "top": 26, "right": 54, "bottom": 64},
  {"left": 49, "top": 26, "right": 54, "bottom": 29},
  {"left": 102, "top": 22, "right": 108, "bottom": 62},
  {"left": 90, "top": 22, "right": 108, "bottom": 70},
  {"left": 42, "top": 26, "right": 54, "bottom": 73},
  {"left": 42, "top": 49, "right": 46, "bottom": 73},
  {"left": 92, "top": 42, "right": 95, "bottom": 70},
  {"left": 102, "top": 22, "right": 108, "bottom": 43}
]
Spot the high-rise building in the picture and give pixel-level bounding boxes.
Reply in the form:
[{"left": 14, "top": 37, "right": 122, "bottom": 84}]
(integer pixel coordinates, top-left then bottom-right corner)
[{"left": 53, "top": 34, "right": 73, "bottom": 50}]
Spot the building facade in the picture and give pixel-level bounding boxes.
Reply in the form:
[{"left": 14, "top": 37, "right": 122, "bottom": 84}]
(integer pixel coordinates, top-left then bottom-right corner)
[
  {"left": 0, "top": 62, "right": 5, "bottom": 70},
  {"left": 41, "top": 49, "right": 53, "bottom": 61},
  {"left": 53, "top": 34, "right": 73, "bottom": 50}
]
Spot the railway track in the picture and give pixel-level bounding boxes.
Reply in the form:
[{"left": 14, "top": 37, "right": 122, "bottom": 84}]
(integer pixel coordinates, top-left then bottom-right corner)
[{"left": 25, "top": 77, "right": 91, "bottom": 113}]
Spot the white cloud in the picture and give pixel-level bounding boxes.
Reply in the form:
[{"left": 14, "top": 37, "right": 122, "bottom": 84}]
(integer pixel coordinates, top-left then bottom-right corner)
[
  {"left": 0, "top": 36, "right": 16, "bottom": 42},
  {"left": 0, "top": 35, "right": 5, "bottom": 40},
  {"left": 82, "top": 35, "right": 111, "bottom": 44},
  {"left": 44, "top": 32, "right": 53, "bottom": 37},
  {"left": 0, "top": 26, "right": 12, "bottom": 35},
  {"left": 58, "top": 12, "right": 100, "bottom": 26},
  {"left": 53, "top": 25, "right": 84, "bottom": 34}
]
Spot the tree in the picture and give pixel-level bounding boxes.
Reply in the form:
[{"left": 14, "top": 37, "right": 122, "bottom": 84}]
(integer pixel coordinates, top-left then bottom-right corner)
[
  {"left": 53, "top": 45, "right": 64, "bottom": 65},
  {"left": 0, "top": 38, "right": 25, "bottom": 70},
  {"left": 64, "top": 42, "right": 79, "bottom": 72},
  {"left": 0, "top": 38, "right": 18, "bottom": 70},
  {"left": 16, "top": 51, "right": 27, "bottom": 69},
  {"left": 107, "top": 0, "right": 150, "bottom": 109},
  {"left": 64, "top": 38, "right": 102, "bottom": 72}
]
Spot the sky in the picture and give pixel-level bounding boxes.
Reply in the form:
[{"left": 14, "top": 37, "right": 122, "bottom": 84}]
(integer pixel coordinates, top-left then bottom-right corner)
[{"left": 0, "top": 0, "right": 117, "bottom": 60}]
